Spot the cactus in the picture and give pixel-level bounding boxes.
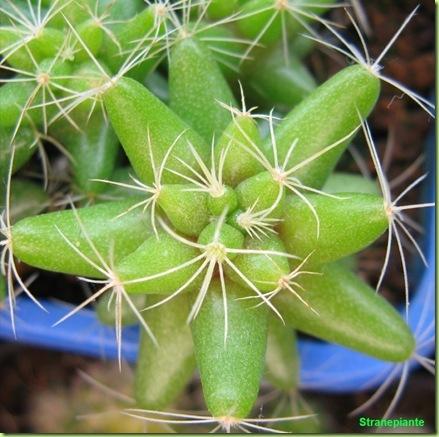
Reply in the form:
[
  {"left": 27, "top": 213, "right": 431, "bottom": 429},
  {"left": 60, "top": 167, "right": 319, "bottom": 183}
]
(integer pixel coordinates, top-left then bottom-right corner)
[{"left": 0, "top": 0, "right": 434, "bottom": 432}]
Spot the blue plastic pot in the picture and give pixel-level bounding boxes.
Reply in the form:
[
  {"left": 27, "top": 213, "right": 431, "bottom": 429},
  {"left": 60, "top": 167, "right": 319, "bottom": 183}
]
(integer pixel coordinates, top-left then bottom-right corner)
[{"left": 0, "top": 130, "right": 435, "bottom": 393}]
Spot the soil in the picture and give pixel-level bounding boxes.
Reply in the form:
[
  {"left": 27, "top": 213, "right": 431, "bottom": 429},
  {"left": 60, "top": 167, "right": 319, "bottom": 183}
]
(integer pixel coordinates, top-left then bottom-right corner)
[{"left": 0, "top": 0, "right": 435, "bottom": 433}]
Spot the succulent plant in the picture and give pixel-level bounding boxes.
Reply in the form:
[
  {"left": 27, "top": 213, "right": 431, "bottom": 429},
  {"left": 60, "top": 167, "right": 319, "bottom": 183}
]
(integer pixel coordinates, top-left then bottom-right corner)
[{"left": 0, "top": 0, "right": 434, "bottom": 432}]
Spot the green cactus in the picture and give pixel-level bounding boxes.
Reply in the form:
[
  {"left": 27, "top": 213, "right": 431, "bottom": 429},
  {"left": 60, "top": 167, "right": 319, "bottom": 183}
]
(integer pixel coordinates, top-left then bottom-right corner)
[{"left": 0, "top": 0, "right": 434, "bottom": 432}]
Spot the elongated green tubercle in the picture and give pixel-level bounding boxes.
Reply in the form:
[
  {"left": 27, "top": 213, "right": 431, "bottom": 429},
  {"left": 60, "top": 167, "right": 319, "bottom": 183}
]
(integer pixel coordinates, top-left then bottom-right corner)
[
  {"left": 273, "top": 396, "right": 323, "bottom": 433},
  {"left": 46, "top": 0, "right": 91, "bottom": 28},
  {"left": 8, "top": 179, "right": 49, "bottom": 223},
  {"left": 12, "top": 199, "right": 151, "bottom": 278},
  {"left": 100, "top": 0, "right": 145, "bottom": 21},
  {"left": 265, "top": 316, "right": 299, "bottom": 391},
  {"left": 236, "top": 171, "right": 283, "bottom": 215},
  {"left": 194, "top": 23, "right": 244, "bottom": 81},
  {"left": 158, "top": 184, "right": 210, "bottom": 237},
  {"left": 96, "top": 293, "right": 146, "bottom": 326},
  {"left": 246, "top": 47, "right": 316, "bottom": 109},
  {"left": 226, "top": 234, "right": 289, "bottom": 292},
  {"left": 289, "top": 33, "right": 316, "bottom": 59},
  {"left": 99, "top": 166, "right": 138, "bottom": 199},
  {"left": 237, "top": 0, "right": 289, "bottom": 46},
  {"left": 0, "top": 127, "right": 37, "bottom": 180},
  {"left": 198, "top": 222, "right": 244, "bottom": 259},
  {"left": 207, "top": 0, "right": 239, "bottom": 19},
  {"left": 237, "top": 0, "right": 334, "bottom": 46},
  {"left": 75, "top": 19, "right": 104, "bottom": 62},
  {"left": 0, "top": 26, "right": 64, "bottom": 70},
  {"left": 103, "top": 77, "right": 209, "bottom": 185},
  {"left": 266, "top": 65, "right": 380, "bottom": 188},
  {"left": 135, "top": 294, "right": 196, "bottom": 410},
  {"left": 62, "top": 112, "right": 119, "bottom": 197},
  {"left": 116, "top": 232, "right": 201, "bottom": 294},
  {"left": 191, "top": 280, "right": 268, "bottom": 419},
  {"left": 323, "top": 172, "right": 379, "bottom": 195},
  {"left": 101, "top": 5, "right": 163, "bottom": 79},
  {"left": 169, "top": 36, "right": 236, "bottom": 142},
  {"left": 280, "top": 192, "right": 388, "bottom": 264},
  {"left": 207, "top": 186, "right": 238, "bottom": 216},
  {"left": 0, "top": 81, "right": 41, "bottom": 128},
  {"left": 216, "top": 115, "right": 264, "bottom": 186},
  {"left": 62, "top": 61, "right": 112, "bottom": 126},
  {"left": 276, "top": 262, "right": 415, "bottom": 362}
]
